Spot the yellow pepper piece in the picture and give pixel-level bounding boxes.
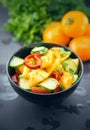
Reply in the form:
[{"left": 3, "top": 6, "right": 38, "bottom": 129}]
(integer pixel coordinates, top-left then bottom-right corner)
[
  {"left": 41, "top": 49, "right": 55, "bottom": 69},
  {"left": 29, "top": 69, "right": 49, "bottom": 87},
  {"left": 47, "top": 58, "right": 63, "bottom": 74},
  {"left": 22, "top": 66, "right": 30, "bottom": 79},
  {"left": 16, "top": 65, "right": 24, "bottom": 74},
  {"left": 60, "top": 71, "right": 73, "bottom": 89}
]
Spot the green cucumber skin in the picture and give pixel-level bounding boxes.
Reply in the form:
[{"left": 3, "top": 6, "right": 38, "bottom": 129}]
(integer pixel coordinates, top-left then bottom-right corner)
[
  {"left": 37, "top": 78, "right": 59, "bottom": 90},
  {"left": 73, "top": 74, "right": 78, "bottom": 83},
  {"left": 62, "top": 59, "right": 77, "bottom": 74},
  {"left": 10, "top": 56, "right": 24, "bottom": 68},
  {"left": 31, "top": 46, "right": 48, "bottom": 56},
  {"left": 19, "top": 77, "right": 31, "bottom": 90},
  {"left": 60, "top": 51, "right": 71, "bottom": 57}
]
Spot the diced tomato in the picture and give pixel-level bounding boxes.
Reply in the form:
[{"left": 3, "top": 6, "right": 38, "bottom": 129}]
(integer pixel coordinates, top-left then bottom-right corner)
[
  {"left": 31, "top": 87, "right": 51, "bottom": 94},
  {"left": 54, "top": 85, "right": 61, "bottom": 92},
  {"left": 11, "top": 73, "right": 19, "bottom": 85},
  {"left": 50, "top": 72, "right": 63, "bottom": 81}
]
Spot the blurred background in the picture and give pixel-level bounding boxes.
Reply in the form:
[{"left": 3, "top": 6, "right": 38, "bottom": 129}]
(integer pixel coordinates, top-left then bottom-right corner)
[{"left": 0, "top": 0, "right": 90, "bottom": 46}]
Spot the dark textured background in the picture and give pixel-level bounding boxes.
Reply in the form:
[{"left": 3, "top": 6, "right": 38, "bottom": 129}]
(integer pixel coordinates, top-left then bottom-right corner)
[{"left": 0, "top": 2, "right": 90, "bottom": 130}]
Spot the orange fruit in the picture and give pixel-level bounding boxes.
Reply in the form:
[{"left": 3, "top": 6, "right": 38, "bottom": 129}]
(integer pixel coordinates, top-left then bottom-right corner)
[
  {"left": 84, "top": 23, "right": 90, "bottom": 36},
  {"left": 69, "top": 36, "right": 90, "bottom": 61},
  {"left": 43, "top": 22, "right": 70, "bottom": 46},
  {"left": 61, "top": 10, "right": 89, "bottom": 38}
]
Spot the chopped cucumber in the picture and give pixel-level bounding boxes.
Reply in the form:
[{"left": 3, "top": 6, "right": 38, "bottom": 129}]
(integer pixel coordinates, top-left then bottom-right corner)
[
  {"left": 60, "top": 47, "right": 65, "bottom": 52},
  {"left": 60, "top": 51, "right": 71, "bottom": 57},
  {"left": 60, "top": 47, "right": 71, "bottom": 57},
  {"left": 62, "top": 59, "right": 77, "bottom": 74},
  {"left": 37, "top": 78, "right": 59, "bottom": 90},
  {"left": 10, "top": 56, "right": 24, "bottom": 68},
  {"left": 31, "top": 46, "right": 48, "bottom": 56},
  {"left": 19, "top": 74, "right": 23, "bottom": 78},
  {"left": 19, "top": 76, "right": 31, "bottom": 90},
  {"left": 73, "top": 74, "right": 78, "bottom": 83},
  {"left": 72, "top": 58, "right": 79, "bottom": 67}
]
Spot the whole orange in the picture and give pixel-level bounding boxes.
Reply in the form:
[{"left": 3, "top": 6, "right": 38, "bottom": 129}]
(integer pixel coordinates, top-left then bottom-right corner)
[
  {"left": 42, "top": 22, "right": 70, "bottom": 46},
  {"left": 61, "top": 10, "right": 89, "bottom": 38},
  {"left": 69, "top": 36, "right": 90, "bottom": 61}
]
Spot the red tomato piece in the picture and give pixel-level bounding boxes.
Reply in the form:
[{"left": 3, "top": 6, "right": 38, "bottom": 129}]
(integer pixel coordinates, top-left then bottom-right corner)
[{"left": 11, "top": 73, "right": 19, "bottom": 85}]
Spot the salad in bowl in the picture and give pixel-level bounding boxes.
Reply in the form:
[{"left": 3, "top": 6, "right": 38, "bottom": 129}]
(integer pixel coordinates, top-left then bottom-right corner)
[
  {"left": 6, "top": 42, "right": 83, "bottom": 104},
  {"left": 9, "top": 45, "right": 80, "bottom": 94}
]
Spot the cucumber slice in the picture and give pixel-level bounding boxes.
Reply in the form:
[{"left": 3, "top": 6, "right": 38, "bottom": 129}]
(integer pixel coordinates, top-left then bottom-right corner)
[
  {"left": 37, "top": 78, "right": 59, "bottom": 90},
  {"left": 73, "top": 74, "right": 78, "bottom": 83},
  {"left": 62, "top": 59, "right": 77, "bottom": 74},
  {"left": 72, "top": 58, "right": 79, "bottom": 67},
  {"left": 10, "top": 56, "right": 24, "bottom": 68},
  {"left": 31, "top": 46, "right": 48, "bottom": 56},
  {"left": 60, "top": 51, "right": 71, "bottom": 57},
  {"left": 19, "top": 76, "right": 31, "bottom": 90}
]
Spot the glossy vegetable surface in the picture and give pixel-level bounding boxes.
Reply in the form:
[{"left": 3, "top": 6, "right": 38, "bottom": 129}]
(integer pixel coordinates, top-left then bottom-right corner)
[
  {"left": 84, "top": 23, "right": 90, "bottom": 36},
  {"left": 61, "top": 10, "right": 89, "bottom": 38},
  {"left": 24, "top": 53, "right": 42, "bottom": 69},
  {"left": 9, "top": 46, "right": 80, "bottom": 94},
  {"left": 69, "top": 36, "right": 90, "bottom": 61},
  {"left": 43, "top": 22, "right": 70, "bottom": 45}
]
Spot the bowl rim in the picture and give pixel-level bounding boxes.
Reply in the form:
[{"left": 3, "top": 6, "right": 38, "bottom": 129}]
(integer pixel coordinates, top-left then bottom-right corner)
[{"left": 6, "top": 42, "right": 84, "bottom": 96}]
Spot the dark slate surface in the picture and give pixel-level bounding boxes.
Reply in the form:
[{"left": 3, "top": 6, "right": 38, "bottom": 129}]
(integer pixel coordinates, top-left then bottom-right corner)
[{"left": 0, "top": 4, "right": 90, "bottom": 130}]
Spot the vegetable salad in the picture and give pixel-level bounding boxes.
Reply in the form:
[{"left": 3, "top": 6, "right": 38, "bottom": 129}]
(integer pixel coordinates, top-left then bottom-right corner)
[{"left": 10, "top": 46, "right": 79, "bottom": 94}]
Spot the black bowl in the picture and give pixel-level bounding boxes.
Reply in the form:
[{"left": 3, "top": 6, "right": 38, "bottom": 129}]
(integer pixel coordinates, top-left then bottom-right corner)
[{"left": 6, "top": 42, "right": 84, "bottom": 105}]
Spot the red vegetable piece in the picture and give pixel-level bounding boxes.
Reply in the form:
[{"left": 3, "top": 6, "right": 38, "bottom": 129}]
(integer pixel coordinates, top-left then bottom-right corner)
[
  {"left": 11, "top": 73, "right": 19, "bottom": 85},
  {"left": 54, "top": 85, "right": 61, "bottom": 92},
  {"left": 31, "top": 87, "right": 51, "bottom": 94},
  {"left": 50, "top": 72, "right": 63, "bottom": 81},
  {"left": 24, "top": 53, "right": 42, "bottom": 69}
]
